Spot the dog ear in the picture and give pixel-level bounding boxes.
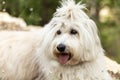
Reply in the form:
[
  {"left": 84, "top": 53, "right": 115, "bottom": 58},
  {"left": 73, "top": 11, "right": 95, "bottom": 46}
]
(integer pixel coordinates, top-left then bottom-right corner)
[
  {"left": 85, "top": 19, "right": 101, "bottom": 46},
  {"left": 79, "top": 19, "right": 104, "bottom": 62},
  {"left": 87, "top": 19, "right": 104, "bottom": 50}
]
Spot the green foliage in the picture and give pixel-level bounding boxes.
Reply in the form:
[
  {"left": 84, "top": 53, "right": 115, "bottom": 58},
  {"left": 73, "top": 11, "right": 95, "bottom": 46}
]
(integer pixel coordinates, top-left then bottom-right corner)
[
  {"left": 99, "top": 23, "right": 120, "bottom": 63},
  {"left": 0, "top": 0, "right": 60, "bottom": 26}
]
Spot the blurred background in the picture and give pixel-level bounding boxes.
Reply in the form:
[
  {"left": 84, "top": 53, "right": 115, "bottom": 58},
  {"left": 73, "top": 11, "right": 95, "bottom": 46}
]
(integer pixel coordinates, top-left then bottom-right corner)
[{"left": 0, "top": 0, "right": 120, "bottom": 63}]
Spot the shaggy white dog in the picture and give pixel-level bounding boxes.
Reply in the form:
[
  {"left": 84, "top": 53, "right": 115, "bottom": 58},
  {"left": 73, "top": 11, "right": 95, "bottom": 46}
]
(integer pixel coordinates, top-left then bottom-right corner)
[
  {"left": 0, "top": 0, "right": 112, "bottom": 80},
  {"left": 39, "top": 0, "right": 112, "bottom": 80}
]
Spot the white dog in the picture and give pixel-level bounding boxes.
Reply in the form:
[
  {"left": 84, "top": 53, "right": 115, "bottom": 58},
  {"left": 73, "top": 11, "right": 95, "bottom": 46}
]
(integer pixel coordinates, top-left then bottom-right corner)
[{"left": 0, "top": 0, "right": 112, "bottom": 80}]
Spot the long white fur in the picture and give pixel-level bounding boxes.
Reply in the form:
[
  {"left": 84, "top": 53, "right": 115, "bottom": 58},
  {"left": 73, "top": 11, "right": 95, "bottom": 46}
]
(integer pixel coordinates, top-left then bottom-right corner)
[
  {"left": 0, "top": 31, "right": 46, "bottom": 80},
  {"left": 0, "top": 0, "right": 112, "bottom": 80},
  {"left": 39, "top": 0, "right": 112, "bottom": 80}
]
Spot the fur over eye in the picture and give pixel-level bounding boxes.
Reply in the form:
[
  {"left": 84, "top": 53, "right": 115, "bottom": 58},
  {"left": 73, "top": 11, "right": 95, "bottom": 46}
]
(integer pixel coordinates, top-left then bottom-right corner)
[
  {"left": 70, "top": 29, "right": 78, "bottom": 35},
  {"left": 56, "top": 30, "right": 61, "bottom": 35}
]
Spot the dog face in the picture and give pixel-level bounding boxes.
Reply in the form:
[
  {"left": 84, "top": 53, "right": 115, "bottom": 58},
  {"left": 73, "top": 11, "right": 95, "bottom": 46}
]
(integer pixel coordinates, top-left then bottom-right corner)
[
  {"left": 42, "top": 21, "right": 80, "bottom": 65},
  {"left": 51, "top": 21, "right": 81, "bottom": 65},
  {"left": 41, "top": 0, "right": 103, "bottom": 66},
  {"left": 42, "top": 18, "right": 103, "bottom": 66}
]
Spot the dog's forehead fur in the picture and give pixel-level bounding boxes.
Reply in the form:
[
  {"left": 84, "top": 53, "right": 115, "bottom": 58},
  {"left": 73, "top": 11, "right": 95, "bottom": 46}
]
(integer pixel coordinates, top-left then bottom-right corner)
[
  {"left": 46, "top": 0, "right": 98, "bottom": 36},
  {"left": 54, "top": 0, "right": 89, "bottom": 20}
]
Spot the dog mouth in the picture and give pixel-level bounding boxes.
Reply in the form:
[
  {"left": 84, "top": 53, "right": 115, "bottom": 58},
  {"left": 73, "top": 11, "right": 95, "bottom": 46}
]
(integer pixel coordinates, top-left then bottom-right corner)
[{"left": 57, "top": 53, "right": 72, "bottom": 64}]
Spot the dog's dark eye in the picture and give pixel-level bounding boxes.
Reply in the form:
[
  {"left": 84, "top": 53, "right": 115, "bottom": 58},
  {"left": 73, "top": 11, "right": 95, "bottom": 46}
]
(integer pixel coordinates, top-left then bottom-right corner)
[
  {"left": 70, "top": 29, "right": 78, "bottom": 35},
  {"left": 56, "top": 30, "right": 61, "bottom": 35}
]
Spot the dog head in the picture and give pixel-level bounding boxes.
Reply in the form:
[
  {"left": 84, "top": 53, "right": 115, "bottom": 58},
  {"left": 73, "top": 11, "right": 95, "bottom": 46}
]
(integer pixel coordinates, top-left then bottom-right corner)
[{"left": 42, "top": 0, "right": 104, "bottom": 66}]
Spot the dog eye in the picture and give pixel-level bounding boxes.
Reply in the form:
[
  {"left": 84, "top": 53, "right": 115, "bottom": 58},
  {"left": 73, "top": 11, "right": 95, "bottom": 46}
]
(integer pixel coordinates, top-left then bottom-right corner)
[
  {"left": 56, "top": 30, "right": 61, "bottom": 35},
  {"left": 70, "top": 29, "right": 78, "bottom": 35}
]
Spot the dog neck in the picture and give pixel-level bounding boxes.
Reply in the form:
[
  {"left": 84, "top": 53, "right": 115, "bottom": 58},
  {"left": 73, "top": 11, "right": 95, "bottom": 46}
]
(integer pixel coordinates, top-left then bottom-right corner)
[{"left": 39, "top": 55, "right": 111, "bottom": 80}]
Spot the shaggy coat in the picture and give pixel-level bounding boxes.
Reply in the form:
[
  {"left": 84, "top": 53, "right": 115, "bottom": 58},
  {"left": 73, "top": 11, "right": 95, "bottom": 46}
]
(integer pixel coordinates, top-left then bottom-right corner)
[
  {"left": 0, "top": 0, "right": 112, "bottom": 80},
  {"left": 0, "top": 31, "right": 45, "bottom": 80}
]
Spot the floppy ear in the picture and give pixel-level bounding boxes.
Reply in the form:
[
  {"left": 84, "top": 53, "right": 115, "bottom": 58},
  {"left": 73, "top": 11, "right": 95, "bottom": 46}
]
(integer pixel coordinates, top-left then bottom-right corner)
[
  {"left": 79, "top": 19, "right": 104, "bottom": 61},
  {"left": 86, "top": 19, "right": 102, "bottom": 47},
  {"left": 88, "top": 19, "right": 104, "bottom": 52}
]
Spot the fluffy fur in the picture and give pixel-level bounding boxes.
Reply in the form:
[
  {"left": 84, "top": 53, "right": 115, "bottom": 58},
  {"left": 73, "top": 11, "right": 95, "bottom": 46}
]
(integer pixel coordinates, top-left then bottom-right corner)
[
  {"left": 0, "top": 0, "right": 112, "bottom": 80},
  {"left": 0, "top": 31, "right": 46, "bottom": 80}
]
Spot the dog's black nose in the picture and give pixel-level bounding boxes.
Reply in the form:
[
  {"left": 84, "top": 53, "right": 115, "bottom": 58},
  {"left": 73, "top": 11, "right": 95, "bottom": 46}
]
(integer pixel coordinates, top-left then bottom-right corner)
[{"left": 57, "top": 44, "right": 66, "bottom": 52}]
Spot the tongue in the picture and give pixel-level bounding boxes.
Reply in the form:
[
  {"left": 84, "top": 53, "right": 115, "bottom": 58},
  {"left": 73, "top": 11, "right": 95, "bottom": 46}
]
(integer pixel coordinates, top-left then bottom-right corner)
[{"left": 58, "top": 54, "right": 69, "bottom": 64}]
